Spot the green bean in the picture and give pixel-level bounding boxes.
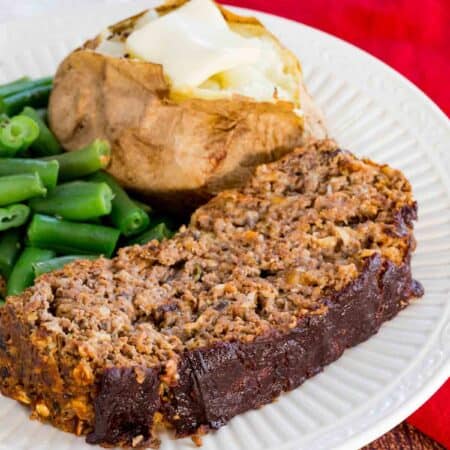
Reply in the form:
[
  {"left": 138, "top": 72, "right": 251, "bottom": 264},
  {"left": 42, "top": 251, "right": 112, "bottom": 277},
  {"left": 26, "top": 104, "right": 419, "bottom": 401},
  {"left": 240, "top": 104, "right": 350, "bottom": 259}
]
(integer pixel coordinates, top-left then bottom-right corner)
[
  {"left": 27, "top": 214, "right": 120, "bottom": 257},
  {"left": 0, "top": 77, "right": 30, "bottom": 97},
  {"left": 0, "top": 115, "right": 39, "bottom": 156},
  {"left": 7, "top": 247, "right": 55, "bottom": 296},
  {"left": 129, "top": 223, "right": 173, "bottom": 245},
  {"left": 29, "top": 181, "right": 113, "bottom": 221},
  {"left": 33, "top": 254, "right": 98, "bottom": 277},
  {"left": 0, "top": 229, "right": 22, "bottom": 278},
  {"left": 0, "top": 76, "right": 50, "bottom": 99},
  {"left": 0, "top": 173, "right": 46, "bottom": 206},
  {"left": 0, "top": 204, "right": 30, "bottom": 231},
  {"left": 20, "top": 117, "right": 40, "bottom": 148},
  {"left": 0, "top": 83, "right": 52, "bottom": 116},
  {"left": 90, "top": 171, "right": 149, "bottom": 237},
  {"left": 0, "top": 126, "right": 21, "bottom": 157},
  {"left": 44, "top": 139, "right": 111, "bottom": 181},
  {"left": 132, "top": 198, "right": 153, "bottom": 214},
  {"left": 0, "top": 158, "right": 59, "bottom": 188},
  {"left": 20, "top": 106, "right": 61, "bottom": 156},
  {"left": 0, "top": 77, "right": 30, "bottom": 98}
]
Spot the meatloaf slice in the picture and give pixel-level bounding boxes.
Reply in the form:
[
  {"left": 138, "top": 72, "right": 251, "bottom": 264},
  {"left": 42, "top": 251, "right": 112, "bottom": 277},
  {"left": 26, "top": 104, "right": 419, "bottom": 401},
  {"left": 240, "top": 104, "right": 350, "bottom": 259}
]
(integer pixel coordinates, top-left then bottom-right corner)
[{"left": 0, "top": 140, "right": 423, "bottom": 448}]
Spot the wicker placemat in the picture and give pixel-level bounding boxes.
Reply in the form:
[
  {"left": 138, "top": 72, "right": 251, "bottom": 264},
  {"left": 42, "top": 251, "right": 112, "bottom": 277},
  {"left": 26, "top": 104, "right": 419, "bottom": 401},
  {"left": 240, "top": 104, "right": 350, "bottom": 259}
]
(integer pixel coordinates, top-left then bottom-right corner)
[{"left": 363, "top": 422, "right": 444, "bottom": 450}]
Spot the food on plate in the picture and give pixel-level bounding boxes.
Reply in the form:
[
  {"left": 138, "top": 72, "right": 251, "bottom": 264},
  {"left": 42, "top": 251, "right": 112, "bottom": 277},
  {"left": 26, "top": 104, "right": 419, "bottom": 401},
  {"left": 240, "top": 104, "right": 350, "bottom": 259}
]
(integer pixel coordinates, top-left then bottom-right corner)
[
  {"left": 33, "top": 254, "right": 99, "bottom": 277},
  {"left": 0, "top": 173, "right": 47, "bottom": 206},
  {"left": 0, "top": 158, "right": 59, "bottom": 188},
  {"left": 0, "top": 86, "right": 174, "bottom": 297},
  {"left": 47, "top": 139, "right": 111, "bottom": 181},
  {"left": 0, "top": 140, "right": 423, "bottom": 448},
  {"left": 48, "top": 0, "right": 327, "bottom": 209},
  {"left": 27, "top": 214, "right": 120, "bottom": 257},
  {"left": 6, "top": 247, "right": 55, "bottom": 296},
  {"left": 21, "top": 106, "right": 62, "bottom": 156},
  {"left": 0, "top": 77, "right": 30, "bottom": 98},
  {"left": 0, "top": 115, "right": 39, "bottom": 156},
  {"left": 29, "top": 181, "right": 114, "bottom": 221},
  {"left": 89, "top": 171, "right": 150, "bottom": 236},
  {"left": 0, "top": 204, "right": 30, "bottom": 232},
  {"left": 129, "top": 222, "right": 173, "bottom": 245},
  {"left": 0, "top": 229, "right": 22, "bottom": 279},
  {"left": 0, "top": 76, "right": 52, "bottom": 117}
]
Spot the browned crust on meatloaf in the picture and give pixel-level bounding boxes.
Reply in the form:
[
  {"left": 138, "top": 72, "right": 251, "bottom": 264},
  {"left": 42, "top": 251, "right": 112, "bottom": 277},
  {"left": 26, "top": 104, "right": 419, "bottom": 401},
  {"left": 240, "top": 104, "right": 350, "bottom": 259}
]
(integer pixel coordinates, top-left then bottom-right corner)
[{"left": 0, "top": 140, "right": 423, "bottom": 448}]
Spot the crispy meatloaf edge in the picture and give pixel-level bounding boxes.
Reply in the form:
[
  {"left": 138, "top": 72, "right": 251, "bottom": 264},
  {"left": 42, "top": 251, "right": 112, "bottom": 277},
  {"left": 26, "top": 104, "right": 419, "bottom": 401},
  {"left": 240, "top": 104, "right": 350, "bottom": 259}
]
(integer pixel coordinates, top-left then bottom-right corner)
[
  {"left": 86, "top": 252, "right": 422, "bottom": 447},
  {"left": 0, "top": 140, "right": 424, "bottom": 448}
]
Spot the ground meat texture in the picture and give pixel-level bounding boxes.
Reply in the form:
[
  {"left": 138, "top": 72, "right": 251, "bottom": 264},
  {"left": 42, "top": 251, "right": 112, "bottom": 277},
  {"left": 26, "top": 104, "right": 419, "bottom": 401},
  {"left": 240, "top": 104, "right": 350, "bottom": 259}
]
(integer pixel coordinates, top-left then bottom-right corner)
[{"left": 0, "top": 140, "right": 423, "bottom": 448}]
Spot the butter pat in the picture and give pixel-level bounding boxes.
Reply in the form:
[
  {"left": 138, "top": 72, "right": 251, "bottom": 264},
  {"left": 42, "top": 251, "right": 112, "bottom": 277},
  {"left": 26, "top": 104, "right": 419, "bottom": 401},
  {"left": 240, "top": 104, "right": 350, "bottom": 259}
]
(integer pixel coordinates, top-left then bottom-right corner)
[{"left": 125, "top": 0, "right": 261, "bottom": 88}]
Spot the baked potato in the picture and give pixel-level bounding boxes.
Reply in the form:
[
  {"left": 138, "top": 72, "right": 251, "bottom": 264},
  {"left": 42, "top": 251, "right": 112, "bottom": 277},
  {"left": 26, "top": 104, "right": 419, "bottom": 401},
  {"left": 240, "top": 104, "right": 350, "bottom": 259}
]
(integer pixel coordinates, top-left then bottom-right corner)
[{"left": 49, "top": 0, "right": 326, "bottom": 209}]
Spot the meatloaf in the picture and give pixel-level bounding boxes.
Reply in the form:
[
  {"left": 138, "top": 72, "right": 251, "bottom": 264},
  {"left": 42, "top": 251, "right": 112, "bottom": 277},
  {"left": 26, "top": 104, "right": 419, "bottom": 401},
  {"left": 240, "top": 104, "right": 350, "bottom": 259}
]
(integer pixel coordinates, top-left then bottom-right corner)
[{"left": 0, "top": 139, "right": 423, "bottom": 448}]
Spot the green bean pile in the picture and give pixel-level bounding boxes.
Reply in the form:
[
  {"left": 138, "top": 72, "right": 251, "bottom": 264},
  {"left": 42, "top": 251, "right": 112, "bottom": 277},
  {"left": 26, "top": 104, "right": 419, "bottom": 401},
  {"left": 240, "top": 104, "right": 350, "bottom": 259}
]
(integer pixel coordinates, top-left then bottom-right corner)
[{"left": 0, "top": 76, "right": 174, "bottom": 301}]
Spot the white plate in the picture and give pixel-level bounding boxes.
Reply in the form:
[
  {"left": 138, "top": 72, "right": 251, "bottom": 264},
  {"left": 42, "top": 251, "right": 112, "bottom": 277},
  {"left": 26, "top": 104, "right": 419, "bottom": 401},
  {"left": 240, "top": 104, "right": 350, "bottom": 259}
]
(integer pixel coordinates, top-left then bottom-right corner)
[{"left": 0, "top": 3, "right": 449, "bottom": 449}]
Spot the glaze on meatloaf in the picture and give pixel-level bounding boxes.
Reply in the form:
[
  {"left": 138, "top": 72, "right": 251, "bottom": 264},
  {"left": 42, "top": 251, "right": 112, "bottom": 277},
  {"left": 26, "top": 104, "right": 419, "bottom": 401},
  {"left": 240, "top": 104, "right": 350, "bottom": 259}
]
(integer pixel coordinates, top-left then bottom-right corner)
[{"left": 0, "top": 140, "right": 423, "bottom": 448}]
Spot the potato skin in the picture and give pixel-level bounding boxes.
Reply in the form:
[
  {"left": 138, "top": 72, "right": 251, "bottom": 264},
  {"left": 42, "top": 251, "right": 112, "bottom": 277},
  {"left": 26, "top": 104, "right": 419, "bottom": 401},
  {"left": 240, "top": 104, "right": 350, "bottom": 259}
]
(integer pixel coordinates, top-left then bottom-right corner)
[{"left": 49, "top": 5, "right": 325, "bottom": 210}]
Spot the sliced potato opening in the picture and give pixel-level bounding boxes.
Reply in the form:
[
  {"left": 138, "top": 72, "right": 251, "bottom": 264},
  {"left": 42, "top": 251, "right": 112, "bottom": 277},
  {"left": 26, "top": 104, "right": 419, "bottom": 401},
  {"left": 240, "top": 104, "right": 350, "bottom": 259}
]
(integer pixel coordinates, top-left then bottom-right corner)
[{"left": 94, "top": 0, "right": 301, "bottom": 106}]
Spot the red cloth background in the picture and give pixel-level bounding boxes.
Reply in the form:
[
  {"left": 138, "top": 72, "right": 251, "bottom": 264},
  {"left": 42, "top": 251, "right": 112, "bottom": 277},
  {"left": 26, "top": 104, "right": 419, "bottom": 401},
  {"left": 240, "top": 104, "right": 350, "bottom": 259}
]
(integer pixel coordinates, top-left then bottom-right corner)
[
  {"left": 408, "top": 381, "right": 450, "bottom": 448},
  {"left": 218, "top": 0, "right": 450, "bottom": 446}
]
